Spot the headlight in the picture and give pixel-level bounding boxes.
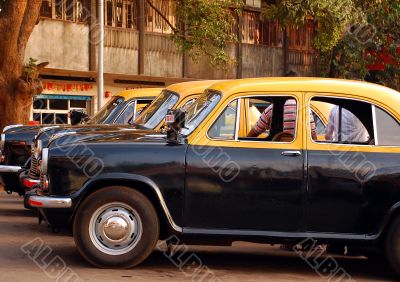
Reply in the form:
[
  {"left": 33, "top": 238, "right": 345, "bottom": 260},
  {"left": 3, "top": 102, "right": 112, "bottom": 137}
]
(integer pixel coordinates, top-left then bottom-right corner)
[{"left": 40, "top": 148, "right": 49, "bottom": 175}]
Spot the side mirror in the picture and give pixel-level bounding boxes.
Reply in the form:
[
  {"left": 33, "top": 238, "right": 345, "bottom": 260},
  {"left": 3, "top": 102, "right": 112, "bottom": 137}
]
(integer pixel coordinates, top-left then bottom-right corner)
[
  {"left": 68, "top": 110, "right": 88, "bottom": 125},
  {"left": 165, "top": 109, "right": 186, "bottom": 144}
]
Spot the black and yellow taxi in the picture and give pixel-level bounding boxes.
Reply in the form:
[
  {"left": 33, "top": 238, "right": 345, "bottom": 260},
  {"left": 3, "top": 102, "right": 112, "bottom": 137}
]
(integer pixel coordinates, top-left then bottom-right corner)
[
  {"left": 22, "top": 80, "right": 216, "bottom": 195},
  {"left": 29, "top": 78, "right": 400, "bottom": 276},
  {"left": 0, "top": 88, "right": 160, "bottom": 195}
]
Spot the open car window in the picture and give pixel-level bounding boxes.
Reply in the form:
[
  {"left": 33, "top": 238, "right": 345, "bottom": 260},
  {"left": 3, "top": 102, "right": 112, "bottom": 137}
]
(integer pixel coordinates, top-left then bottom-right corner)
[
  {"left": 239, "top": 96, "right": 299, "bottom": 143},
  {"left": 310, "top": 97, "right": 372, "bottom": 145}
]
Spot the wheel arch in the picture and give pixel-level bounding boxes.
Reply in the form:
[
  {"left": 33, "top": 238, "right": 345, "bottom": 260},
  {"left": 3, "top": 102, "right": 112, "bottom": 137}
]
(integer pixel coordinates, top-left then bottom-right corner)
[
  {"left": 72, "top": 174, "right": 182, "bottom": 239},
  {"left": 376, "top": 201, "right": 400, "bottom": 241}
]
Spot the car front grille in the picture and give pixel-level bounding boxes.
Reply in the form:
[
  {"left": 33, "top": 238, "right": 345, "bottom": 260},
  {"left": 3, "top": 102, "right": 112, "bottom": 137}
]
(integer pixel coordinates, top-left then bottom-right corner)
[
  {"left": 40, "top": 173, "right": 47, "bottom": 191},
  {"left": 29, "top": 155, "right": 39, "bottom": 179}
]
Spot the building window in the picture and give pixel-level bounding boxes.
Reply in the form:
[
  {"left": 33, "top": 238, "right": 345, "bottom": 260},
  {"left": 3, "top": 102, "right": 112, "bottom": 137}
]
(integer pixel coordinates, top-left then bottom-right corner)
[
  {"left": 145, "top": 0, "right": 176, "bottom": 34},
  {"left": 105, "top": 0, "right": 137, "bottom": 29},
  {"left": 242, "top": 10, "right": 283, "bottom": 47},
  {"left": 32, "top": 95, "right": 91, "bottom": 125},
  {"left": 40, "top": 0, "right": 90, "bottom": 23},
  {"left": 288, "top": 20, "right": 315, "bottom": 51}
]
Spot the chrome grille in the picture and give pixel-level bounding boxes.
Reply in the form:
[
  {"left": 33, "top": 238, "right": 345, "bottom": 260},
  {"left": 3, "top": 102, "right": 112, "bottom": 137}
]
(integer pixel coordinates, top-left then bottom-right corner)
[
  {"left": 40, "top": 173, "right": 47, "bottom": 190},
  {"left": 29, "top": 155, "right": 39, "bottom": 179}
]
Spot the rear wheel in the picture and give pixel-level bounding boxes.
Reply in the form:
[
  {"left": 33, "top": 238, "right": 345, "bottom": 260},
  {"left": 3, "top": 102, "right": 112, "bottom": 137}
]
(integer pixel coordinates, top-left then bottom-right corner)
[
  {"left": 73, "top": 186, "right": 159, "bottom": 268},
  {"left": 386, "top": 216, "right": 400, "bottom": 277}
]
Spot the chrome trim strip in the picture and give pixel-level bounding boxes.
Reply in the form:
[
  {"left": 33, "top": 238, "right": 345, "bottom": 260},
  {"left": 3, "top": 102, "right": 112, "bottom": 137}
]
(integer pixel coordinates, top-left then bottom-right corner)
[
  {"left": 41, "top": 148, "right": 49, "bottom": 174},
  {"left": 152, "top": 185, "right": 183, "bottom": 233},
  {"left": 372, "top": 105, "right": 379, "bottom": 146},
  {"left": 0, "top": 165, "right": 22, "bottom": 173},
  {"left": 183, "top": 228, "right": 373, "bottom": 241},
  {"left": 29, "top": 196, "right": 72, "bottom": 208},
  {"left": 234, "top": 98, "right": 241, "bottom": 141}
]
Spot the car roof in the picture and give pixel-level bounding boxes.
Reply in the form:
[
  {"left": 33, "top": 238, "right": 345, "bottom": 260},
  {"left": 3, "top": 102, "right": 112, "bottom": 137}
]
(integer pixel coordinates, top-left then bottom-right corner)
[
  {"left": 115, "top": 88, "right": 163, "bottom": 99},
  {"left": 166, "top": 80, "right": 225, "bottom": 97},
  {"left": 209, "top": 77, "right": 400, "bottom": 117}
]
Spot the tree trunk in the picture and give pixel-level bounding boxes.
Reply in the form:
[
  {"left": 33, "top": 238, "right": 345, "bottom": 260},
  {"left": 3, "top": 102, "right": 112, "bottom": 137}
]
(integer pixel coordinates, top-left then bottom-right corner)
[{"left": 0, "top": 0, "right": 43, "bottom": 131}]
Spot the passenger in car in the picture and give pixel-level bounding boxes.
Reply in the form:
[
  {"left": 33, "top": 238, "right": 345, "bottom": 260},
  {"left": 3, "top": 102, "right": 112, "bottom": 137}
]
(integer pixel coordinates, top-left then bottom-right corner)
[
  {"left": 247, "top": 99, "right": 317, "bottom": 141},
  {"left": 325, "top": 105, "right": 370, "bottom": 143}
]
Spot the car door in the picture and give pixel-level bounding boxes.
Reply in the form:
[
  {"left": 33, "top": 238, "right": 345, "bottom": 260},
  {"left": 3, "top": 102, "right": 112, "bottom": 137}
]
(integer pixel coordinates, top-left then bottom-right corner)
[
  {"left": 305, "top": 92, "right": 400, "bottom": 235},
  {"left": 184, "top": 93, "right": 306, "bottom": 233}
]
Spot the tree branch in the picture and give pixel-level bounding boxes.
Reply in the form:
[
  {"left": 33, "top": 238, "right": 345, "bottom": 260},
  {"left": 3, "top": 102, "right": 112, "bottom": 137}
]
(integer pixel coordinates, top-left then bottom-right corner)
[
  {"left": 18, "top": 0, "right": 43, "bottom": 61},
  {"left": 146, "top": 0, "right": 178, "bottom": 33}
]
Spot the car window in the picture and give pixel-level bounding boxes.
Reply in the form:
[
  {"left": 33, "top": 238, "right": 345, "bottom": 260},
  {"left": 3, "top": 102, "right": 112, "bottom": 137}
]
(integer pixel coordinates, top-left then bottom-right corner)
[
  {"left": 374, "top": 107, "right": 400, "bottom": 146},
  {"left": 208, "top": 100, "right": 238, "bottom": 140},
  {"left": 181, "top": 98, "right": 197, "bottom": 111},
  {"left": 313, "top": 112, "right": 326, "bottom": 136},
  {"left": 114, "top": 99, "right": 153, "bottom": 124},
  {"left": 114, "top": 100, "right": 135, "bottom": 124},
  {"left": 134, "top": 91, "right": 179, "bottom": 129},
  {"left": 310, "top": 97, "right": 372, "bottom": 145},
  {"left": 135, "top": 99, "right": 153, "bottom": 117},
  {"left": 87, "top": 96, "right": 124, "bottom": 124},
  {"left": 181, "top": 91, "right": 221, "bottom": 136},
  {"left": 240, "top": 96, "right": 299, "bottom": 143}
]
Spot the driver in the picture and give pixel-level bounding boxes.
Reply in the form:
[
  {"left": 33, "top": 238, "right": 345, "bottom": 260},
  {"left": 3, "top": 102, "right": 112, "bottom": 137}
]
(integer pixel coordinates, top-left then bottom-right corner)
[{"left": 247, "top": 99, "right": 317, "bottom": 140}]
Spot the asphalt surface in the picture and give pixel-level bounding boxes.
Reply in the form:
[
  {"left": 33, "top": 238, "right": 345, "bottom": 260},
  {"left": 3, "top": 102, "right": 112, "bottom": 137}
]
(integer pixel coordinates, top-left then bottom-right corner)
[{"left": 0, "top": 190, "right": 397, "bottom": 282}]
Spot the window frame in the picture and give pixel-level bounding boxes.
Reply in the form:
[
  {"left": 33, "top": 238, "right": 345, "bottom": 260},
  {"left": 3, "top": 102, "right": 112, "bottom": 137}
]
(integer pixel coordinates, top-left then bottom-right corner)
[
  {"left": 207, "top": 98, "right": 241, "bottom": 141},
  {"left": 307, "top": 94, "right": 400, "bottom": 148},
  {"left": 206, "top": 94, "right": 300, "bottom": 144}
]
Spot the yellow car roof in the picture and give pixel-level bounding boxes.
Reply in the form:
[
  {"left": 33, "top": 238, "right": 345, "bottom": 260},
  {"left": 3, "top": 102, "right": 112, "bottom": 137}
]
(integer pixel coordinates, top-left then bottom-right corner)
[
  {"left": 210, "top": 77, "right": 400, "bottom": 118},
  {"left": 166, "top": 80, "right": 224, "bottom": 97},
  {"left": 115, "top": 88, "right": 163, "bottom": 100}
]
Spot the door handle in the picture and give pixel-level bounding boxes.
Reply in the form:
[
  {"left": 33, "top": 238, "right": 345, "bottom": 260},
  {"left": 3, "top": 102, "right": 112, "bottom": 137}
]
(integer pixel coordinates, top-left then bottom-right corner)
[{"left": 281, "top": 151, "right": 301, "bottom": 157}]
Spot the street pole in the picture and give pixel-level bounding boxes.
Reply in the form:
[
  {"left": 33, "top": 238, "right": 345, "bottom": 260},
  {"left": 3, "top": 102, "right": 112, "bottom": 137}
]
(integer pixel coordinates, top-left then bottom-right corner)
[{"left": 98, "top": 0, "right": 104, "bottom": 111}]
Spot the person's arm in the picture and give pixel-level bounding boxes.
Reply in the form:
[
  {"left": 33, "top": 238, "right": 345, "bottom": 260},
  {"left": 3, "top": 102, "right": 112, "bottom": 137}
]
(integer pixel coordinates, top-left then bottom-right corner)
[
  {"left": 309, "top": 110, "right": 317, "bottom": 140},
  {"left": 325, "top": 108, "right": 335, "bottom": 141},
  {"left": 247, "top": 105, "right": 273, "bottom": 137}
]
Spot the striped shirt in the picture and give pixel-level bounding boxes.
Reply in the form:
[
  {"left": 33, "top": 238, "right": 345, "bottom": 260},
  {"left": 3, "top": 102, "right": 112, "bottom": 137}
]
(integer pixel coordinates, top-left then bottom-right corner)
[{"left": 253, "top": 99, "right": 316, "bottom": 138}]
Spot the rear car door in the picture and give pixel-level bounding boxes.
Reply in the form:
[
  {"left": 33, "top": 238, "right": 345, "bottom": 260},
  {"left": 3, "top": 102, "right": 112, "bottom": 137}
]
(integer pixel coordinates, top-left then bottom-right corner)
[{"left": 305, "top": 92, "right": 400, "bottom": 235}]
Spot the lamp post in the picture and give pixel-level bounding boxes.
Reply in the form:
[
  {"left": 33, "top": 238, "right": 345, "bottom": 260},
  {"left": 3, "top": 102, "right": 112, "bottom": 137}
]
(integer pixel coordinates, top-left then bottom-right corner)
[{"left": 98, "top": 0, "right": 104, "bottom": 110}]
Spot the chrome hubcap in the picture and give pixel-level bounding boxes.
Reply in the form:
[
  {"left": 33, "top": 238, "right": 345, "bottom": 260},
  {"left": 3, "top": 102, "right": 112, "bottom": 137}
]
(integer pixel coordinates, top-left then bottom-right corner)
[
  {"left": 89, "top": 202, "right": 142, "bottom": 255},
  {"left": 103, "top": 216, "right": 130, "bottom": 241}
]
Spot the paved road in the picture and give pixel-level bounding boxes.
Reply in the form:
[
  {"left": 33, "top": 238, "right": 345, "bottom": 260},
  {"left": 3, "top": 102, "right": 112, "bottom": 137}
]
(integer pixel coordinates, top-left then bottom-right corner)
[{"left": 0, "top": 191, "right": 396, "bottom": 282}]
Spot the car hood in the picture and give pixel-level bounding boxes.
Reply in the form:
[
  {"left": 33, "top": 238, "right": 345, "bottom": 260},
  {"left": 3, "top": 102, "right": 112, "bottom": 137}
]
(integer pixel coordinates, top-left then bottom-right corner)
[
  {"left": 36, "top": 124, "right": 142, "bottom": 146},
  {"left": 48, "top": 129, "right": 167, "bottom": 148}
]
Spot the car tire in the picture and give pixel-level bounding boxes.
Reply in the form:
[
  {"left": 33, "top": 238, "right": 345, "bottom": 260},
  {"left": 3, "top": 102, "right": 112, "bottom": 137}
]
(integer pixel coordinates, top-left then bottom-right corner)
[
  {"left": 73, "top": 186, "right": 159, "bottom": 268},
  {"left": 386, "top": 215, "right": 400, "bottom": 277}
]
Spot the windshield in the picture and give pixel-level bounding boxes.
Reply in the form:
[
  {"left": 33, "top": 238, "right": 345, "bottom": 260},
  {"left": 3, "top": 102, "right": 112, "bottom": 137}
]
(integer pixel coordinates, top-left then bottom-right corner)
[
  {"left": 87, "top": 96, "right": 125, "bottom": 124},
  {"left": 181, "top": 90, "right": 221, "bottom": 136},
  {"left": 134, "top": 90, "right": 179, "bottom": 129}
]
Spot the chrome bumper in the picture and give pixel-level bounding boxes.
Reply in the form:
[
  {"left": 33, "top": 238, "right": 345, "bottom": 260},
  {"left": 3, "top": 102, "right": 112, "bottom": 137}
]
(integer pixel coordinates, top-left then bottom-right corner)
[
  {"left": 0, "top": 165, "right": 22, "bottom": 173},
  {"left": 28, "top": 196, "right": 72, "bottom": 208}
]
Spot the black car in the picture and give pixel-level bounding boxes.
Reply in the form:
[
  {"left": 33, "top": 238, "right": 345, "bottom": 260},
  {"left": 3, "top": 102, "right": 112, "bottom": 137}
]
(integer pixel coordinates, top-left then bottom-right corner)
[
  {"left": 29, "top": 78, "right": 400, "bottom": 277},
  {"left": 0, "top": 89, "right": 158, "bottom": 195},
  {"left": 21, "top": 80, "right": 215, "bottom": 197}
]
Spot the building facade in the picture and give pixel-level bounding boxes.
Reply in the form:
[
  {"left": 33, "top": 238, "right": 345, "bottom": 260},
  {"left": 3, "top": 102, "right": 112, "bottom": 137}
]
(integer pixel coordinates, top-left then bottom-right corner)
[{"left": 25, "top": 0, "right": 317, "bottom": 124}]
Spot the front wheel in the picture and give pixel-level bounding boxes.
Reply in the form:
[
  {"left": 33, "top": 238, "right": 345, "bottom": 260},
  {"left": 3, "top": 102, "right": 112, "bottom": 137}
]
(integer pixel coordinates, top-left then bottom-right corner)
[{"left": 73, "top": 186, "right": 159, "bottom": 268}]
